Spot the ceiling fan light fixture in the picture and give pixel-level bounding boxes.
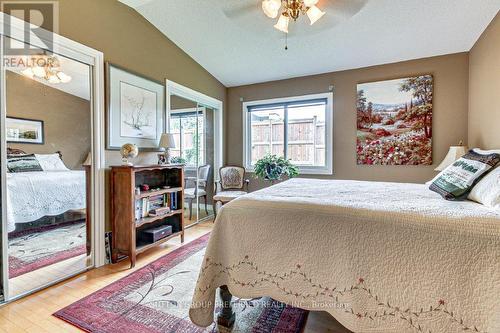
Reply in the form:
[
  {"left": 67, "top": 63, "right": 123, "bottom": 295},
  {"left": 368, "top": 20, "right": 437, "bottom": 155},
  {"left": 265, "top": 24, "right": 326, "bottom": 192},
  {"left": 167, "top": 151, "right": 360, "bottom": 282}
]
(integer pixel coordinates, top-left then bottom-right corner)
[
  {"left": 57, "top": 71, "right": 72, "bottom": 83},
  {"left": 32, "top": 66, "right": 46, "bottom": 78},
  {"left": 274, "top": 13, "right": 290, "bottom": 33},
  {"left": 306, "top": 5, "right": 325, "bottom": 25},
  {"left": 303, "top": 0, "right": 319, "bottom": 7},
  {"left": 262, "top": 0, "right": 281, "bottom": 19}
]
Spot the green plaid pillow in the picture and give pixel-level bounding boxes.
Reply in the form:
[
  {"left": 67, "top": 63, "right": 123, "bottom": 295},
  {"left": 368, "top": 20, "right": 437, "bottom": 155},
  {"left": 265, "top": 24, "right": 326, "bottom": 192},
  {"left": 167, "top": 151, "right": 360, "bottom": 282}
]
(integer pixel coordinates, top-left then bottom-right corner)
[
  {"left": 430, "top": 150, "right": 500, "bottom": 201},
  {"left": 7, "top": 154, "right": 43, "bottom": 173}
]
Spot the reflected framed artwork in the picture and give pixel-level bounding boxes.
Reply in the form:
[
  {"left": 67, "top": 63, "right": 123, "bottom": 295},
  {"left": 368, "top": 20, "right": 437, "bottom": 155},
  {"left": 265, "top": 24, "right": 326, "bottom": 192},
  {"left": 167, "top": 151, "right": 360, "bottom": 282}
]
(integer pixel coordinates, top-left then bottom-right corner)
[
  {"left": 356, "top": 75, "right": 433, "bottom": 165},
  {"left": 6, "top": 117, "right": 44, "bottom": 144},
  {"left": 106, "top": 63, "right": 164, "bottom": 150}
]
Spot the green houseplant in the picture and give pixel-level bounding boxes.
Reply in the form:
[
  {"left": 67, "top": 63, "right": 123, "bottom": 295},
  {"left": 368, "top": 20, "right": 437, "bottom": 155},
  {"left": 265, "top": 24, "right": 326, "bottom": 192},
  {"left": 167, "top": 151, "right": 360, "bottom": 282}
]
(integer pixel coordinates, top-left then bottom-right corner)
[
  {"left": 170, "top": 156, "right": 187, "bottom": 164},
  {"left": 254, "top": 154, "right": 299, "bottom": 183}
]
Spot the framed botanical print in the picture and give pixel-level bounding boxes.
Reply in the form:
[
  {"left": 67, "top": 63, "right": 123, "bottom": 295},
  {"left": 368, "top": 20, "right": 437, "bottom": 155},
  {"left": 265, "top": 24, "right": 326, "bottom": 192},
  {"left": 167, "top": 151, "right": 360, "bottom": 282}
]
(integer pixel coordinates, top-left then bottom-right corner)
[
  {"left": 6, "top": 117, "right": 44, "bottom": 144},
  {"left": 106, "top": 63, "right": 164, "bottom": 150},
  {"left": 356, "top": 75, "right": 433, "bottom": 165}
]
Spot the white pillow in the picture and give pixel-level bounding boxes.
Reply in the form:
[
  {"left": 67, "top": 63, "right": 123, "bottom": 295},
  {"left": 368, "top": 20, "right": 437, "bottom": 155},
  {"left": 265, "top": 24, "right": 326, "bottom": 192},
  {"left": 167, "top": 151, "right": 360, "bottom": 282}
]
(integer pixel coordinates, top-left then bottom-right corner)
[
  {"left": 469, "top": 166, "right": 500, "bottom": 209},
  {"left": 35, "top": 153, "right": 69, "bottom": 171},
  {"left": 473, "top": 148, "right": 500, "bottom": 154}
]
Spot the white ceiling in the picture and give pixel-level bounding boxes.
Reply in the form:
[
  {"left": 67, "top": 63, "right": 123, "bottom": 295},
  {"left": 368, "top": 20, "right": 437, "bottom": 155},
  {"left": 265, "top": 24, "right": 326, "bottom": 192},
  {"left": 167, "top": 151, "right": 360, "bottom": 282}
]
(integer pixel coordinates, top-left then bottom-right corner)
[{"left": 119, "top": 0, "right": 500, "bottom": 87}]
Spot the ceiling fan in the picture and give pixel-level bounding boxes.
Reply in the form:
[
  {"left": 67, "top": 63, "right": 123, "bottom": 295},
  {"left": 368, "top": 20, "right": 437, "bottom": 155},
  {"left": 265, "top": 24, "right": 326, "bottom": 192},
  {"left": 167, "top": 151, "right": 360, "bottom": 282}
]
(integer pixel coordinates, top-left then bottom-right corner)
[
  {"left": 223, "top": 0, "right": 367, "bottom": 33},
  {"left": 262, "top": 0, "right": 325, "bottom": 33}
]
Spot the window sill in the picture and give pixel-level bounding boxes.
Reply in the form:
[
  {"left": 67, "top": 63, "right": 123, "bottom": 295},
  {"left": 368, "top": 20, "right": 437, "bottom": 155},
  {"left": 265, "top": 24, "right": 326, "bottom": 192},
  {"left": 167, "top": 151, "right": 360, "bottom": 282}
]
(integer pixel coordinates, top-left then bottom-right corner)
[{"left": 245, "top": 166, "right": 333, "bottom": 176}]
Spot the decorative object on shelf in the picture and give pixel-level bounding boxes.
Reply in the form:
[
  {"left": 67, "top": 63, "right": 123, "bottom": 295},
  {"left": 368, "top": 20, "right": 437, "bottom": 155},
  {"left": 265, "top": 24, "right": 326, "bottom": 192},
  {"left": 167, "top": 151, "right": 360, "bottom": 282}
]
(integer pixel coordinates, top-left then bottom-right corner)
[
  {"left": 262, "top": 0, "right": 325, "bottom": 33},
  {"left": 120, "top": 143, "right": 138, "bottom": 166},
  {"left": 6, "top": 117, "right": 44, "bottom": 144},
  {"left": 140, "top": 184, "right": 150, "bottom": 192},
  {"left": 254, "top": 154, "right": 299, "bottom": 184},
  {"left": 21, "top": 55, "right": 72, "bottom": 84},
  {"left": 435, "top": 141, "right": 468, "bottom": 171},
  {"left": 106, "top": 64, "right": 165, "bottom": 150},
  {"left": 158, "top": 133, "right": 176, "bottom": 164},
  {"left": 356, "top": 75, "right": 434, "bottom": 166}
]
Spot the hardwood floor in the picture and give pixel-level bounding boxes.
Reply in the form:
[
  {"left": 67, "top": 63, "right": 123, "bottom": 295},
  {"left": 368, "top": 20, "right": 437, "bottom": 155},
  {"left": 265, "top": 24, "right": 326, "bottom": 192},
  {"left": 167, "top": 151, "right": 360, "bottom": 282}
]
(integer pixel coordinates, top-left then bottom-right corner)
[
  {"left": 0, "top": 220, "right": 351, "bottom": 333},
  {"left": 9, "top": 253, "right": 90, "bottom": 299}
]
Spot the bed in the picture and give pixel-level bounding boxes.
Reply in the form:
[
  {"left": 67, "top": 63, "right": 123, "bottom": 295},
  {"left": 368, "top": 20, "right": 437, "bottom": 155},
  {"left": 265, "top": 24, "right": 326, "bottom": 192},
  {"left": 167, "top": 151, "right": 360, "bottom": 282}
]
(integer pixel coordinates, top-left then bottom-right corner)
[
  {"left": 6, "top": 170, "right": 86, "bottom": 233},
  {"left": 189, "top": 178, "right": 500, "bottom": 333},
  {"left": 5, "top": 149, "right": 87, "bottom": 233}
]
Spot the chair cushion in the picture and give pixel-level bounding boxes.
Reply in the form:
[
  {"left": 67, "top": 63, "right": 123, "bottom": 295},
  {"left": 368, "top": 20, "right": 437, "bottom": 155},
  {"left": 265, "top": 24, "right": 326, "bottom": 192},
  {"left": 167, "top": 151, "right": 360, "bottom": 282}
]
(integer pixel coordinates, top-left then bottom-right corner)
[
  {"left": 213, "top": 191, "right": 247, "bottom": 202},
  {"left": 184, "top": 188, "right": 207, "bottom": 199}
]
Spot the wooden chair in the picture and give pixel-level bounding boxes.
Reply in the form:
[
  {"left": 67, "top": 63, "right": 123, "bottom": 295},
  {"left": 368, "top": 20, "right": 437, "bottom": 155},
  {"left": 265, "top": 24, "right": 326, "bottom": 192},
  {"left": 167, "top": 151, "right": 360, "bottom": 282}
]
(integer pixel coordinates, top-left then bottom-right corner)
[
  {"left": 213, "top": 165, "right": 249, "bottom": 218},
  {"left": 184, "top": 164, "right": 211, "bottom": 220}
]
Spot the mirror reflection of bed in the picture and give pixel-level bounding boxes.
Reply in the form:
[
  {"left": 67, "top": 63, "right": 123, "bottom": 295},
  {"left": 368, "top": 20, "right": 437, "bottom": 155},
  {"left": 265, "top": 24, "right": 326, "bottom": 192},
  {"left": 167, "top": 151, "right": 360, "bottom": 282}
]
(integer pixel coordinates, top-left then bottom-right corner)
[{"left": 4, "top": 44, "right": 93, "bottom": 298}]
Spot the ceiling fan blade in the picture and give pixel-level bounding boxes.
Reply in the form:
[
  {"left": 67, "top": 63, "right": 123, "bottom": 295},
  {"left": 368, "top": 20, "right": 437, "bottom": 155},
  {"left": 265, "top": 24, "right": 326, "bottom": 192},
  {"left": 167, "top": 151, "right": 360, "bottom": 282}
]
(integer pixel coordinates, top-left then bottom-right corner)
[
  {"left": 223, "top": 2, "right": 260, "bottom": 19},
  {"left": 319, "top": 0, "right": 368, "bottom": 18}
]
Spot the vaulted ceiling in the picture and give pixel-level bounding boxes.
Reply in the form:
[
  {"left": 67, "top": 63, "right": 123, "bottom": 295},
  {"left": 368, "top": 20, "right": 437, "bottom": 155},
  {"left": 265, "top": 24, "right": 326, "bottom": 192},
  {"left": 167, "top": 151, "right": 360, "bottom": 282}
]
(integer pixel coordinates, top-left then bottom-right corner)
[{"left": 119, "top": 0, "right": 500, "bottom": 87}]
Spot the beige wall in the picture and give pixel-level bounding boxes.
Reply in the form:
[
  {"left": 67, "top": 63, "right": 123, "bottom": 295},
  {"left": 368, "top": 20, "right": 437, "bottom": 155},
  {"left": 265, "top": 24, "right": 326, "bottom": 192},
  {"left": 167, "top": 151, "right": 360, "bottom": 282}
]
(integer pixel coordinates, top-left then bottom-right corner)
[
  {"left": 6, "top": 71, "right": 91, "bottom": 170},
  {"left": 53, "top": 0, "right": 226, "bottom": 167},
  {"left": 468, "top": 13, "right": 500, "bottom": 150},
  {"left": 227, "top": 53, "right": 470, "bottom": 188}
]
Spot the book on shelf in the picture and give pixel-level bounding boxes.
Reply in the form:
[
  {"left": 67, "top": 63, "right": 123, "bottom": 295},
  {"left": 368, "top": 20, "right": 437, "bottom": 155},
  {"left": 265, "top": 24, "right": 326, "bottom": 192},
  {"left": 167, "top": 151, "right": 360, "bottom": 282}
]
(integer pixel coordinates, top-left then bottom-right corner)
[
  {"left": 135, "top": 191, "right": 179, "bottom": 220},
  {"left": 148, "top": 206, "right": 171, "bottom": 217}
]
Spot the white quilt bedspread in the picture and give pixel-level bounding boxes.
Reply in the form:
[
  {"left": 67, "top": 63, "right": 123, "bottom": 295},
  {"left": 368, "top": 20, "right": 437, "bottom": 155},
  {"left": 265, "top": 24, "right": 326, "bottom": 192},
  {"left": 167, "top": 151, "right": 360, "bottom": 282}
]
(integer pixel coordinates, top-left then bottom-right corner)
[
  {"left": 6, "top": 171, "right": 86, "bottom": 232},
  {"left": 190, "top": 178, "right": 500, "bottom": 333}
]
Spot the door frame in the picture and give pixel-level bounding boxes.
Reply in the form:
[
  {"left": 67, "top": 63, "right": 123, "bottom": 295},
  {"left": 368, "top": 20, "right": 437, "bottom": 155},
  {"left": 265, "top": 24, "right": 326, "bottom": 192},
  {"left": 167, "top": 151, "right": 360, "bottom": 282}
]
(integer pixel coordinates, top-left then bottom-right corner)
[
  {"left": 0, "top": 13, "right": 106, "bottom": 302},
  {"left": 166, "top": 80, "right": 224, "bottom": 177}
]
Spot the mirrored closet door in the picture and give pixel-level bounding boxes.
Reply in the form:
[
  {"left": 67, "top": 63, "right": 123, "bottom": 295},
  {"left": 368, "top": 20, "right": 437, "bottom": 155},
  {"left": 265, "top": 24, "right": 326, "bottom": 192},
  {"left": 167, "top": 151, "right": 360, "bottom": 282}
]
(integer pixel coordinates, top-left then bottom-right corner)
[
  {"left": 1, "top": 36, "right": 94, "bottom": 299},
  {"left": 168, "top": 89, "right": 220, "bottom": 227}
]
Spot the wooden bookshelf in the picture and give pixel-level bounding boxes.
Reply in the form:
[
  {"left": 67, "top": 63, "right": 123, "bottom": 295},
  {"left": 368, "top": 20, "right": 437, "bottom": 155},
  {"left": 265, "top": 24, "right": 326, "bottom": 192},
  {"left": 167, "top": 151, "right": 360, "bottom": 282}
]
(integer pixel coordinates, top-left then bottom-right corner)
[{"left": 110, "top": 165, "right": 184, "bottom": 268}]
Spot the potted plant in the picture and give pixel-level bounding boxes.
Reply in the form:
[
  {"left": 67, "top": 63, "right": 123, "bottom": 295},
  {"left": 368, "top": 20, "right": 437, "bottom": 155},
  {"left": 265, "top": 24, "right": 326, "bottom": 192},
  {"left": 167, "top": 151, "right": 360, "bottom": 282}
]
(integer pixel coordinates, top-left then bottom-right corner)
[
  {"left": 170, "top": 156, "right": 187, "bottom": 164},
  {"left": 254, "top": 154, "right": 299, "bottom": 184}
]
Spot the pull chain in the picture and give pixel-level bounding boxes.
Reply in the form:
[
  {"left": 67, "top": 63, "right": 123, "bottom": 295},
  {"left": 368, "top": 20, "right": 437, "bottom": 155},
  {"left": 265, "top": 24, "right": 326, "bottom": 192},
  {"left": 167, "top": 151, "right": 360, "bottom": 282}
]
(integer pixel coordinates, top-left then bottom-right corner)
[{"left": 285, "top": 33, "right": 288, "bottom": 50}]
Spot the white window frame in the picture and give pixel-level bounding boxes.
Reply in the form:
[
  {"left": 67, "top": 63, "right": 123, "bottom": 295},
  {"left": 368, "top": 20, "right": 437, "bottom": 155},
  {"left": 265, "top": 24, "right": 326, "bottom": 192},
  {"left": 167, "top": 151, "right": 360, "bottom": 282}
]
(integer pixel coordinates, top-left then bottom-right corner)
[{"left": 242, "top": 92, "right": 333, "bottom": 175}]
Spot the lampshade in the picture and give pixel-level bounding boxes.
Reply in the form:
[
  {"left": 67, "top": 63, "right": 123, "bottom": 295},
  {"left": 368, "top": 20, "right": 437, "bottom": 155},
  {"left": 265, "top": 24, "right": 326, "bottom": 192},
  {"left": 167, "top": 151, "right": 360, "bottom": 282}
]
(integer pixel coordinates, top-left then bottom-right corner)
[
  {"left": 274, "top": 14, "right": 290, "bottom": 33},
  {"left": 303, "top": 0, "right": 319, "bottom": 7},
  {"left": 83, "top": 152, "right": 92, "bottom": 166},
  {"left": 262, "top": 0, "right": 280, "bottom": 18},
  {"left": 435, "top": 145, "right": 468, "bottom": 171},
  {"left": 306, "top": 5, "right": 325, "bottom": 25},
  {"left": 159, "top": 133, "right": 176, "bottom": 150}
]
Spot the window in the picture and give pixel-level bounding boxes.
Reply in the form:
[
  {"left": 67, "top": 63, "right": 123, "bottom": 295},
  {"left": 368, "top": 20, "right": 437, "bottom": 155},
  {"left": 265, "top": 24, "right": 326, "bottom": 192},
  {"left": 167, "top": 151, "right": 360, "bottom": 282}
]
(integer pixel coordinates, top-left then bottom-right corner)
[
  {"left": 169, "top": 110, "right": 205, "bottom": 167},
  {"left": 243, "top": 93, "right": 333, "bottom": 175}
]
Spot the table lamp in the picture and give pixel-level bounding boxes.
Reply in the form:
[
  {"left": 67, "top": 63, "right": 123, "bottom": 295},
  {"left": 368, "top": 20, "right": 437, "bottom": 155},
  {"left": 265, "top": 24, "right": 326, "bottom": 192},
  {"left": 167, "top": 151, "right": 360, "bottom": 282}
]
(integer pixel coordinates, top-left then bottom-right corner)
[
  {"left": 435, "top": 141, "right": 468, "bottom": 171},
  {"left": 158, "top": 133, "right": 176, "bottom": 165}
]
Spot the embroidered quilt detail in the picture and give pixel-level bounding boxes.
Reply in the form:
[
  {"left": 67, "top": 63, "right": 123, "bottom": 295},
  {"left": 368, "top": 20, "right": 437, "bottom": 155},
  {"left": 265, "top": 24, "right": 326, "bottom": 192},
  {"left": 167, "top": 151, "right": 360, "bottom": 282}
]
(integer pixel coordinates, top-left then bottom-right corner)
[{"left": 196, "top": 256, "right": 487, "bottom": 333}]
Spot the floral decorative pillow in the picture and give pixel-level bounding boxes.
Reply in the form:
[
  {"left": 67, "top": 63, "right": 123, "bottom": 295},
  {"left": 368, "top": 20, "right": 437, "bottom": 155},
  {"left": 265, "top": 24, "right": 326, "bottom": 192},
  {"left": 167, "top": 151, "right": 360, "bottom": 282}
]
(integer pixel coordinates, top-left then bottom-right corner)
[{"left": 429, "top": 150, "right": 500, "bottom": 200}]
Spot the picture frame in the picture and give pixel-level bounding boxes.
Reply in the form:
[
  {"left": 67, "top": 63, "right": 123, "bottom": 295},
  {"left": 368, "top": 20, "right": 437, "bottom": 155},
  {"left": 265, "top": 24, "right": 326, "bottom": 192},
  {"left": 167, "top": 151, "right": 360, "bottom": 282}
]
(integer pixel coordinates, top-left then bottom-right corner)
[
  {"left": 6, "top": 117, "right": 44, "bottom": 144},
  {"left": 106, "top": 63, "right": 165, "bottom": 150},
  {"left": 356, "top": 74, "right": 433, "bottom": 166}
]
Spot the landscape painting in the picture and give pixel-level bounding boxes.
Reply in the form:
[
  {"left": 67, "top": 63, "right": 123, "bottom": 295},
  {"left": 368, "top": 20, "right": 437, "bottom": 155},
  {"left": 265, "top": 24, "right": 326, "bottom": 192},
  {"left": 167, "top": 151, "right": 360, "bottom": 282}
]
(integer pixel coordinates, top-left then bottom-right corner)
[
  {"left": 120, "top": 82, "right": 157, "bottom": 139},
  {"left": 6, "top": 117, "right": 44, "bottom": 144},
  {"left": 356, "top": 75, "right": 433, "bottom": 165}
]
